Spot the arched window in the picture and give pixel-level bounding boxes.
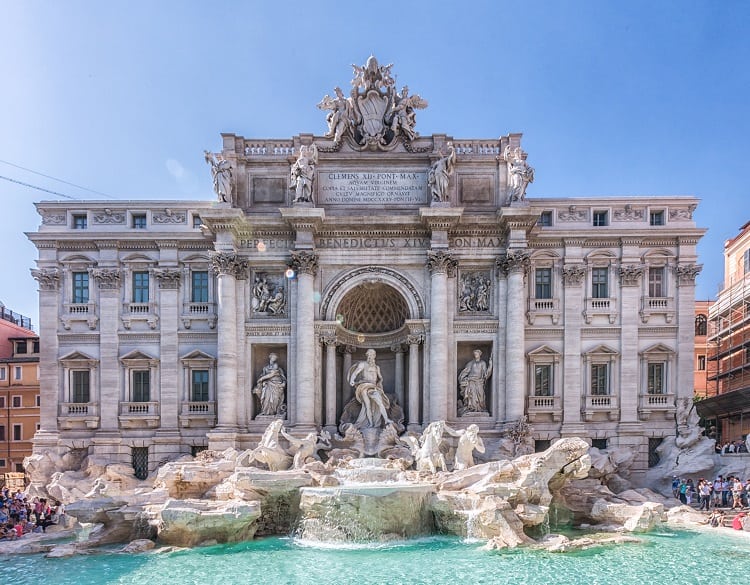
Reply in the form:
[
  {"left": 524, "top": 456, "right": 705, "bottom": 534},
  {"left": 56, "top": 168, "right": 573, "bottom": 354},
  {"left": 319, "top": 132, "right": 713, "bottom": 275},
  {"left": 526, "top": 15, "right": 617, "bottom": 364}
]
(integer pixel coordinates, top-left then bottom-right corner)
[{"left": 695, "top": 314, "right": 707, "bottom": 336}]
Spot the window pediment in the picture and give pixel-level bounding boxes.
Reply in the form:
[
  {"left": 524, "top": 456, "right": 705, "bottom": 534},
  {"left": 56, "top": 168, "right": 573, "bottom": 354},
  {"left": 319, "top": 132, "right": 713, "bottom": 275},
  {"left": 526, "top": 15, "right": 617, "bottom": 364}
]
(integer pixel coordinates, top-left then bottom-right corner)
[
  {"left": 527, "top": 345, "right": 561, "bottom": 358},
  {"left": 180, "top": 350, "right": 216, "bottom": 366},
  {"left": 583, "top": 344, "right": 619, "bottom": 357},
  {"left": 120, "top": 350, "right": 159, "bottom": 366},
  {"left": 639, "top": 343, "right": 675, "bottom": 356},
  {"left": 59, "top": 350, "right": 98, "bottom": 367}
]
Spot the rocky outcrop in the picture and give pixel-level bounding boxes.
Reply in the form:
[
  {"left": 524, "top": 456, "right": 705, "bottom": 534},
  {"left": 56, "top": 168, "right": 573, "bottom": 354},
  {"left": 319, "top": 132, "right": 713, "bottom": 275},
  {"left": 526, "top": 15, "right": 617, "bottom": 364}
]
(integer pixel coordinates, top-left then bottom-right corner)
[
  {"left": 156, "top": 499, "right": 261, "bottom": 547},
  {"left": 644, "top": 435, "right": 718, "bottom": 495}
]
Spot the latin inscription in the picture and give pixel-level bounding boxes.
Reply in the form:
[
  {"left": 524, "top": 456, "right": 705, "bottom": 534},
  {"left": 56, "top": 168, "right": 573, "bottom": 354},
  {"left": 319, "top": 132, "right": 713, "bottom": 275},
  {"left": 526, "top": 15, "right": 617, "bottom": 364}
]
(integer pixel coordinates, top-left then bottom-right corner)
[
  {"left": 317, "top": 237, "right": 430, "bottom": 249},
  {"left": 319, "top": 171, "right": 429, "bottom": 205}
]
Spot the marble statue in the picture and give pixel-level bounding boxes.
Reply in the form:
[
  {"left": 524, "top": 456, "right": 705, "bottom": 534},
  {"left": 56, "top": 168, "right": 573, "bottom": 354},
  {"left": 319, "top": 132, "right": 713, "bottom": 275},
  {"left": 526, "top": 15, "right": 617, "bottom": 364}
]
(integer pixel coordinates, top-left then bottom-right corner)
[
  {"left": 452, "top": 424, "right": 485, "bottom": 470},
  {"left": 428, "top": 143, "right": 456, "bottom": 202},
  {"left": 280, "top": 428, "right": 319, "bottom": 469},
  {"left": 252, "top": 276, "right": 286, "bottom": 315},
  {"left": 266, "top": 287, "right": 285, "bottom": 315},
  {"left": 252, "top": 353, "right": 287, "bottom": 417},
  {"left": 459, "top": 274, "right": 491, "bottom": 312},
  {"left": 388, "top": 86, "right": 428, "bottom": 141},
  {"left": 458, "top": 349, "right": 493, "bottom": 415},
  {"left": 405, "top": 421, "right": 452, "bottom": 474},
  {"left": 290, "top": 143, "right": 318, "bottom": 204},
  {"left": 347, "top": 349, "right": 391, "bottom": 429},
  {"left": 327, "top": 425, "right": 365, "bottom": 463},
  {"left": 242, "top": 419, "right": 292, "bottom": 471},
  {"left": 317, "top": 87, "right": 353, "bottom": 144},
  {"left": 203, "top": 150, "right": 232, "bottom": 203},
  {"left": 504, "top": 146, "right": 534, "bottom": 201}
]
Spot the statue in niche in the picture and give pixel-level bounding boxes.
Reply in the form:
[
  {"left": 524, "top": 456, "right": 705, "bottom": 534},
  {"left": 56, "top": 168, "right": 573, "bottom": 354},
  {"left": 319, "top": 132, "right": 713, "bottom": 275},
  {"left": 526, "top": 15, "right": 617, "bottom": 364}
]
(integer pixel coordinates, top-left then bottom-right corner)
[
  {"left": 252, "top": 275, "right": 286, "bottom": 316},
  {"left": 428, "top": 143, "right": 456, "bottom": 202},
  {"left": 388, "top": 86, "right": 428, "bottom": 141},
  {"left": 289, "top": 143, "right": 318, "bottom": 204},
  {"left": 339, "top": 349, "right": 404, "bottom": 433},
  {"left": 252, "top": 353, "right": 287, "bottom": 417},
  {"left": 458, "top": 349, "right": 493, "bottom": 415},
  {"left": 452, "top": 424, "right": 485, "bottom": 470},
  {"left": 504, "top": 145, "right": 534, "bottom": 202},
  {"left": 318, "top": 87, "right": 354, "bottom": 144},
  {"left": 204, "top": 150, "right": 232, "bottom": 203}
]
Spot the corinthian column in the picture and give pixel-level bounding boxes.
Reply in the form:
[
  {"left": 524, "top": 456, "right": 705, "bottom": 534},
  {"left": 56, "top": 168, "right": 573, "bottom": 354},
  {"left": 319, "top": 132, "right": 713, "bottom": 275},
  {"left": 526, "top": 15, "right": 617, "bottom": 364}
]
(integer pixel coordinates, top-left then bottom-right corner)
[
  {"left": 210, "top": 252, "right": 247, "bottom": 430},
  {"left": 500, "top": 250, "right": 529, "bottom": 421},
  {"left": 291, "top": 250, "right": 318, "bottom": 429},
  {"left": 406, "top": 333, "right": 423, "bottom": 431},
  {"left": 31, "top": 268, "right": 61, "bottom": 437},
  {"left": 321, "top": 334, "right": 338, "bottom": 431},
  {"left": 427, "top": 250, "right": 457, "bottom": 422}
]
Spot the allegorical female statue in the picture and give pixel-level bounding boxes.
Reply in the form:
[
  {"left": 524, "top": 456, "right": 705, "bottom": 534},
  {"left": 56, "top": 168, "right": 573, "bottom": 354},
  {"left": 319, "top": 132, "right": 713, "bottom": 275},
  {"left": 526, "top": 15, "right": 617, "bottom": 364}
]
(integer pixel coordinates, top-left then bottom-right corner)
[
  {"left": 458, "top": 349, "right": 492, "bottom": 415},
  {"left": 253, "top": 353, "right": 287, "bottom": 416}
]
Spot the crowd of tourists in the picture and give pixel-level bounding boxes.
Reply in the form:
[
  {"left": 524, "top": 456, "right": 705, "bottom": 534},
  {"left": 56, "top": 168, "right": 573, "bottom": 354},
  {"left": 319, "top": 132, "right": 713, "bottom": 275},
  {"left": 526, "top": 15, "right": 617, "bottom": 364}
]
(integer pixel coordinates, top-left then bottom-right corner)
[
  {"left": 672, "top": 475, "right": 750, "bottom": 530},
  {"left": 0, "top": 487, "right": 63, "bottom": 541}
]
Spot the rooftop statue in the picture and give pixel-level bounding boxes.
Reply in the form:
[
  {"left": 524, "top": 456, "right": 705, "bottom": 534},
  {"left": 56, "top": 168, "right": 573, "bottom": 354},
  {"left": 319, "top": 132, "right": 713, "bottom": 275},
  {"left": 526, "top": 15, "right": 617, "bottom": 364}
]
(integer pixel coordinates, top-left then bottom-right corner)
[
  {"left": 428, "top": 143, "right": 456, "bottom": 202},
  {"left": 289, "top": 143, "right": 318, "bottom": 204},
  {"left": 203, "top": 150, "right": 232, "bottom": 203},
  {"left": 317, "top": 56, "right": 427, "bottom": 150},
  {"left": 504, "top": 145, "right": 535, "bottom": 202}
]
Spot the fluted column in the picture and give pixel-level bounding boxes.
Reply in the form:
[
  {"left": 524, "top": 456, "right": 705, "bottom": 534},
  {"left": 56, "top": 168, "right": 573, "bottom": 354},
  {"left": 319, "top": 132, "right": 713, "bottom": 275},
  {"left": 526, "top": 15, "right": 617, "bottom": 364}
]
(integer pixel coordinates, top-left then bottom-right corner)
[
  {"left": 392, "top": 343, "right": 405, "bottom": 408},
  {"left": 92, "top": 268, "right": 122, "bottom": 432},
  {"left": 341, "top": 345, "right": 355, "bottom": 405},
  {"left": 31, "top": 268, "right": 61, "bottom": 436},
  {"left": 210, "top": 252, "right": 247, "bottom": 430},
  {"left": 494, "top": 268, "right": 508, "bottom": 425},
  {"left": 322, "top": 334, "right": 338, "bottom": 430},
  {"left": 561, "top": 262, "right": 585, "bottom": 433},
  {"left": 291, "top": 250, "right": 318, "bottom": 429},
  {"left": 154, "top": 268, "right": 181, "bottom": 431},
  {"left": 407, "top": 334, "right": 423, "bottom": 430},
  {"left": 501, "top": 250, "right": 529, "bottom": 421},
  {"left": 619, "top": 263, "right": 644, "bottom": 423},
  {"left": 427, "top": 250, "right": 457, "bottom": 422}
]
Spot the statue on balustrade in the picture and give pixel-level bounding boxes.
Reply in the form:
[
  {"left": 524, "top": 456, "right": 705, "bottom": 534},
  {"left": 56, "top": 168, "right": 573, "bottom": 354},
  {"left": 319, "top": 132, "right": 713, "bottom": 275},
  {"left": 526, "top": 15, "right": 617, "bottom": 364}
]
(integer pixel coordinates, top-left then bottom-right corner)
[
  {"left": 428, "top": 142, "right": 456, "bottom": 202},
  {"left": 339, "top": 349, "right": 404, "bottom": 433},
  {"left": 458, "top": 349, "right": 492, "bottom": 416},
  {"left": 289, "top": 143, "right": 318, "bottom": 204},
  {"left": 253, "top": 353, "right": 287, "bottom": 417},
  {"left": 204, "top": 150, "right": 232, "bottom": 203}
]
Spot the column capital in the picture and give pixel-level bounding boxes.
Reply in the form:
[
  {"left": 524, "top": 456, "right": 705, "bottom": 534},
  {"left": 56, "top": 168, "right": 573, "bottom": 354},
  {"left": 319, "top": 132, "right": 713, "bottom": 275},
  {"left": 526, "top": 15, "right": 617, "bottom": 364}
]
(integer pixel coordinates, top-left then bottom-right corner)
[
  {"left": 391, "top": 343, "right": 406, "bottom": 353},
  {"left": 674, "top": 263, "right": 702, "bottom": 286},
  {"left": 619, "top": 264, "right": 644, "bottom": 287},
  {"left": 209, "top": 252, "right": 248, "bottom": 278},
  {"left": 319, "top": 333, "right": 337, "bottom": 346},
  {"left": 31, "top": 267, "right": 60, "bottom": 291},
  {"left": 154, "top": 268, "right": 181, "bottom": 289},
  {"left": 406, "top": 334, "right": 424, "bottom": 345},
  {"left": 561, "top": 264, "right": 586, "bottom": 287},
  {"left": 290, "top": 250, "right": 319, "bottom": 276},
  {"left": 92, "top": 268, "right": 121, "bottom": 290},
  {"left": 496, "top": 249, "right": 530, "bottom": 276},
  {"left": 426, "top": 250, "right": 457, "bottom": 276}
]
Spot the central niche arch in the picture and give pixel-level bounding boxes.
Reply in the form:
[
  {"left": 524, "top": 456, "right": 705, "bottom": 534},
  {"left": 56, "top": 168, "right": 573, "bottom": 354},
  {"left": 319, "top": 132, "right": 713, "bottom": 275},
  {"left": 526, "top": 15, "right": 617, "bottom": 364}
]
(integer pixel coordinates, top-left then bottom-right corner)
[{"left": 337, "top": 282, "right": 409, "bottom": 333}]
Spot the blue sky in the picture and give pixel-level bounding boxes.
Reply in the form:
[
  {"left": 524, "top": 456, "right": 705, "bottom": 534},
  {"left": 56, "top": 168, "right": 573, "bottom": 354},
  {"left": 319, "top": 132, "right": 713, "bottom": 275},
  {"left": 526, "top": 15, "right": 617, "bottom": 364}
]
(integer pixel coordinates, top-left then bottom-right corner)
[{"left": 1, "top": 1, "right": 748, "bottom": 327}]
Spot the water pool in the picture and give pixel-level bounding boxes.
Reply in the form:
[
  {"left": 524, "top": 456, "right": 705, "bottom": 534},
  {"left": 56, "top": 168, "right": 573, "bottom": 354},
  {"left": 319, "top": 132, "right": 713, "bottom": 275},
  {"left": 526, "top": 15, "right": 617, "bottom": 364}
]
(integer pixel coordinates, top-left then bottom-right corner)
[{"left": 2, "top": 529, "right": 749, "bottom": 585}]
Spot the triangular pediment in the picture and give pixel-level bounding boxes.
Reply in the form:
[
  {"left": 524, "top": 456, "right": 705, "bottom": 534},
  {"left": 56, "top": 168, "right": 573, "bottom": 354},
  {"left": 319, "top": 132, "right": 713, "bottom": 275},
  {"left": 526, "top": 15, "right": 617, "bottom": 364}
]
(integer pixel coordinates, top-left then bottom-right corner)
[
  {"left": 527, "top": 344, "right": 561, "bottom": 357},
  {"left": 180, "top": 350, "right": 216, "bottom": 362},
  {"left": 640, "top": 343, "right": 674, "bottom": 356},
  {"left": 59, "top": 350, "right": 98, "bottom": 365},
  {"left": 119, "top": 350, "right": 158, "bottom": 364},
  {"left": 583, "top": 344, "right": 619, "bottom": 356}
]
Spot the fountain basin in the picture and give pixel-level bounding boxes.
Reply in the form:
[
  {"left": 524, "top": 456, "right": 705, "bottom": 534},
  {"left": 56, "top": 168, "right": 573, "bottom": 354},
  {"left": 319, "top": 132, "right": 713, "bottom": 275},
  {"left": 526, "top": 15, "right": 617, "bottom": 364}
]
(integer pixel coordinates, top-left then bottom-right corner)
[{"left": 296, "top": 483, "right": 435, "bottom": 543}]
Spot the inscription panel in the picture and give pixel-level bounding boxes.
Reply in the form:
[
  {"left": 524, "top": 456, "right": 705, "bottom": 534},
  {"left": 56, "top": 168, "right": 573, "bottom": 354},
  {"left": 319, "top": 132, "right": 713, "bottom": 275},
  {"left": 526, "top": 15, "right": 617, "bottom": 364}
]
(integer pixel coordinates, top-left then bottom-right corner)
[{"left": 318, "top": 171, "right": 429, "bottom": 205}]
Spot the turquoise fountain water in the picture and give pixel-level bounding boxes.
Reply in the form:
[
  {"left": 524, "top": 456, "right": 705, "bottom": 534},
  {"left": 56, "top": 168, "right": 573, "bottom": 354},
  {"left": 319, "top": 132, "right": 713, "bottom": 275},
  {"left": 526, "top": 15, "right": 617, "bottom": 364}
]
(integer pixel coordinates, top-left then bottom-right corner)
[{"left": 2, "top": 529, "right": 749, "bottom": 585}]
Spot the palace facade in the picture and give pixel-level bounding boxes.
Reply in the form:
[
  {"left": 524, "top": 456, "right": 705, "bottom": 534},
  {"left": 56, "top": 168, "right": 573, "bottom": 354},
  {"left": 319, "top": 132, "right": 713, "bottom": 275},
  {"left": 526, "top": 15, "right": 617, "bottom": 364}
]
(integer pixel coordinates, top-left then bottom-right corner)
[{"left": 28, "top": 58, "right": 704, "bottom": 480}]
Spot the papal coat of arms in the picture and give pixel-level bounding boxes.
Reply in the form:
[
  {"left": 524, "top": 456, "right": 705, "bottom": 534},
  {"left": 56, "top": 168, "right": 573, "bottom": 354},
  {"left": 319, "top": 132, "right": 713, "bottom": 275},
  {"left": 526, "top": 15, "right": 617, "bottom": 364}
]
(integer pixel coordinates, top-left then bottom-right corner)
[{"left": 317, "top": 56, "right": 428, "bottom": 150}]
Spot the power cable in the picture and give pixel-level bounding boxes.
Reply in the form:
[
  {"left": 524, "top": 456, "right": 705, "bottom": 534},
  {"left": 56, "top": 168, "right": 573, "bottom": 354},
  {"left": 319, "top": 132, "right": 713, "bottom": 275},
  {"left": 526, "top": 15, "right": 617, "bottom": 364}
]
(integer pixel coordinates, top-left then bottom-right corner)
[
  {"left": 0, "top": 174, "right": 79, "bottom": 200},
  {"left": 0, "top": 158, "right": 115, "bottom": 199}
]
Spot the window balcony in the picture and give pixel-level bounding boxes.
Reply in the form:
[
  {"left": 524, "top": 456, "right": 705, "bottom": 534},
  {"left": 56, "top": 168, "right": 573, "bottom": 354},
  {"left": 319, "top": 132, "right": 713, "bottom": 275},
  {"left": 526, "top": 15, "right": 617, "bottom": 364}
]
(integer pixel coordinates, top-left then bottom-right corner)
[
  {"left": 179, "top": 401, "right": 217, "bottom": 428},
  {"left": 58, "top": 402, "right": 99, "bottom": 429},
  {"left": 181, "top": 302, "right": 217, "bottom": 329},
  {"left": 638, "top": 392, "right": 675, "bottom": 420},
  {"left": 583, "top": 298, "right": 618, "bottom": 324},
  {"left": 640, "top": 296, "right": 675, "bottom": 324},
  {"left": 121, "top": 302, "right": 158, "bottom": 329},
  {"left": 526, "top": 298, "right": 561, "bottom": 325},
  {"left": 526, "top": 395, "right": 562, "bottom": 422},
  {"left": 582, "top": 394, "right": 619, "bottom": 421},
  {"left": 61, "top": 302, "right": 98, "bottom": 330},
  {"left": 118, "top": 401, "right": 160, "bottom": 428}
]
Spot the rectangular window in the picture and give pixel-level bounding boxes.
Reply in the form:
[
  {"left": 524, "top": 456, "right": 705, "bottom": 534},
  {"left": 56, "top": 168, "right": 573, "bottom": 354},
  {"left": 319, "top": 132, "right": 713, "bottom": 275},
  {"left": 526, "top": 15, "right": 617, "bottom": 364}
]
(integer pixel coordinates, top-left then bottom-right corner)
[
  {"left": 650, "top": 211, "right": 665, "bottom": 226},
  {"left": 15, "top": 340, "right": 27, "bottom": 354},
  {"left": 647, "top": 362, "right": 665, "bottom": 394},
  {"left": 592, "top": 438, "right": 608, "bottom": 450},
  {"left": 0, "top": 367, "right": 5, "bottom": 381},
  {"left": 593, "top": 210, "right": 608, "bottom": 227},
  {"left": 191, "top": 271, "right": 209, "bottom": 303},
  {"left": 744, "top": 249, "right": 750, "bottom": 275},
  {"left": 538, "top": 211, "right": 552, "bottom": 227},
  {"left": 592, "top": 267, "right": 609, "bottom": 298},
  {"left": 72, "top": 214, "right": 87, "bottom": 229},
  {"left": 132, "top": 271, "right": 149, "bottom": 303},
  {"left": 591, "top": 363, "right": 609, "bottom": 395},
  {"left": 534, "top": 365, "right": 552, "bottom": 396},
  {"left": 191, "top": 370, "right": 210, "bottom": 402},
  {"left": 32, "top": 340, "right": 40, "bottom": 353},
  {"left": 72, "top": 271, "right": 89, "bottom": 304},
  {"left": 534, "top": 268, "right": 552, "bottom": 299},
  {"left": 649, "top": 267, "right": 665, "bottom": 297},
  {"left": 14, "top": 366, "right": 22, "bottom": 381},
  {"left": 12, "top": 396, "right": 21, "bottom": 408},
  {"left": 0, "top": 397, "right": 4, "bottom": 408},
  {"left": 72, "top": 370, "right": 90, "bottom": 403},
  {"left": 13, "top": 424, "right": 22, "bottom": 441},
  {"left": 132, "top": 214, "right": 147, "bottom": 229},
  {"left": 0, "top": 459, "right": 5, "bottom": 468},
  {"left": 132, "top": 370, "right": 150, "bottom": 402},
  {"left": 192, "top": 216, "right": 203, "bottom": 228},
  {"left": 0, "top": 426, "right": 4, "bottom": 441},
  {"left": 697, "top": 355, "right": 706, "bottom": 371}
]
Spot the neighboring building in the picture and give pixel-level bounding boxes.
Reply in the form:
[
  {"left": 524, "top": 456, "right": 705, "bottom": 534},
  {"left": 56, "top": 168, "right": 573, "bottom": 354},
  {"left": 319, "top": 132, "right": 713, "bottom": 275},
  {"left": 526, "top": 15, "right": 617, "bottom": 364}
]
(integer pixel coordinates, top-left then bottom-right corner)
[
  {"left": 0, "top": 306, "right": 39, "bottom": 473},
  {"left": 699, "top": 221, "right": 750, "bottom": 444},
  {"left": 694, "top": 300, "right": 712, "bottom": 399},
  {"left": 27, "top": 58, "right": 704, "bottom": 481}
]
